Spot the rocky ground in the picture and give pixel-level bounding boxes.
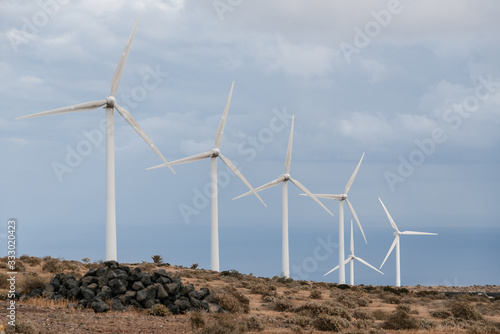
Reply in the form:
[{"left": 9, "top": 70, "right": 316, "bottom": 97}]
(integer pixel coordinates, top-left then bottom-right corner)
[{"left": 0, "top": 256, "right": 499, "bottom": 333}]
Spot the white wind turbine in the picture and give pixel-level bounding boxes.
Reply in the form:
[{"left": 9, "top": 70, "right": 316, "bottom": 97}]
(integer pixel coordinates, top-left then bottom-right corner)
[
  {"left": 17, "top": 17, "right": 173, "bottom": 261},
  {"left": 378, "top": 197, "right": 437, "bottom": 287},
  {"left": 233, "top": 116, "right": 333, "bottom": 278},
  {"left": 302, "top": 153, "right": 366, "bottom": 284},
  {"left": 148, "top": 82, "right": 265, "bottom": 272},
  {"left": 324, "top": 220, "right": 383, "bottom": 285}
]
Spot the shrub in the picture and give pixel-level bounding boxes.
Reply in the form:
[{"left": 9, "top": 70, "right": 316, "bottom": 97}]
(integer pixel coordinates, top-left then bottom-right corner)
[
  {"left": 148, "top": 303, "right": 170, "bottom": 316},
  {"left": 450, "top": 301, "right": 484, "bottom": 321},
  {"left": 20, "top": 256, "right": 42, "bottom": 267},
  {"left": 337, "top": 294, "right": 357, "bottom": 308},
  {"left": 151, "top": 255, "right": 163, "bottom": 264},
  {"left": 292, "top": 301, "right": 351, "bottom": 320},
  {"left": 274, "top": 275, "right": 294, "bottom": 284},
  {"left": 245, "top": 315, "right": 264, "bottom": 331},
  {"left": 337, "top": 284, "right": 351, "bottom": 290},
  {"left": 14, "top": 260, "right": 26, "bottom": 272},
  {"left": 382, "top": 310, "right": 419, "bottom": 330},
  {"left": 190, "top": 312, "right": 206, "bottom": 330},
  {"left": 383, "top": 295, "right": 401, "bottom": 304},
  {"left": 0, "top": 273, "right": 9, "bottom": 289},
  {"left": 372, "top": 309, "right": 388, "bottom": 321},
  {"left": 249, "top": 283, "right": 276, "bottom": 296},
  {"left": 140, "top": 261, "right": 156, "bottom": 272},
  {"left": 191, "top": 263, "right": 199, "bottom": 269},
  {"left": 395, "top": 304, "right": 412, "bottom": 313},
  {"left": 198, "top": 314, "right": 246, "bottom": 334},
  {"left": 220, "top": 269, "right": 243, "bottom": 279},
  {"left": 310, "top": 289, "right": 322, "bottom": 299},
  {"left": 212, "top": 287, "right": 250, "bottom": 314},
  {"left": 313, "top": 314, "right": 350, "bottom": 332},
  {"left": 20, "top": 272, "right": 47, "bottom": 294},
  {"left": 42, "top": 258, "right": 63, "bottom": 273},
  {"left": 271, "top": 297, "right": 293, "bottom": 312},
  {"left": 431, "top": 309, "right": 452, "bottom": 319},
  {"left": 286, "top": 315, "right": 313, "bottom": 328},
  {"left": 353, "top": 309, "right": 373, "bottom": 320},
  {"left": 81, "top": 257, "right": 91, "bottom": 264}
]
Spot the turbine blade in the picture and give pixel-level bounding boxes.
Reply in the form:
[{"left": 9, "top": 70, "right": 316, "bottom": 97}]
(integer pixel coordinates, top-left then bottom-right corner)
[
  {"left": 17, "top": 100, "right": 107, "bottom": 119},
  {"left": 284, "top": 116, "right": 294, "bottom": 173},
  {"left": 356, "top": 257, "right": 384, "bottom": 275},
  {"left": 215, "top": 82, "right": 234, "bottom": 148},
  {"left": 324, "top": 265, "right": 340, "bottom": 276},
  {"left": 289, "top": 177, "right": 333, "bottom": 216},
  {"left": 378, "top": 197, "right": 399, "bottom": 232},
  {"left": 114, "top": 103, "right": 174, "bottom": 174},
  {"left": 111, "top": 15, "right": 140, "bottom": 96},
  {"left": 219, "top": 153, "right": 267, "bottom": 207},
  {"left": 401, "top": 231, "right": 438, "bottom": 236},
  {"left": 380, "top": 236, "right": 398, "bottom": 269},
  {"left": 233, "top": 175, "right": 285, "bottom": 200},
  {"left": 146, "top": 151, "right": 212, "bottom": 170},
  {"left": 299, "top": 194, "right": 344, "bottom": 200},
  {"left": 350, "top": 220, "right": 354, "bottom": 255},
  {"left": 345, "top": 152, "right": 364, "bottom": 194},
  {"left": 346, "top": 199, "right": 367, "bottom": 244}
]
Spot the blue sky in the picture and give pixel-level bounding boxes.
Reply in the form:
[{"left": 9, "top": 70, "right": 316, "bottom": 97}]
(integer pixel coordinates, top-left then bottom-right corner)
[{"left": 1, "top": 0, "right": 499, "bottom": 286}]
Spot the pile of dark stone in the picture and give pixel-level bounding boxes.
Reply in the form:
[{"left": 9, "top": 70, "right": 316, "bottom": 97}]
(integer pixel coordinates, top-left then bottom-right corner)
[{"left": 28, "top": 261, "right": 225, "bottom": 314}]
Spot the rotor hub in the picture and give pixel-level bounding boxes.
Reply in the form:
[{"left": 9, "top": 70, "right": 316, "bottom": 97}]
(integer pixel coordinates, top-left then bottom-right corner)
[
  {"left": 393, "top": 231, "right": 400, "bottom": 237},
  {"left": 341, "top": 194, "right": 347, "bottom": 201},
  {"left": 212, "top": 148, "right": 220, "bottom": 157},
  {"left": 106, "top": 96, "right": 116, "bottom": 107},
  {"left": 283, "top": 174, "right": 291, "bottom": 181}
]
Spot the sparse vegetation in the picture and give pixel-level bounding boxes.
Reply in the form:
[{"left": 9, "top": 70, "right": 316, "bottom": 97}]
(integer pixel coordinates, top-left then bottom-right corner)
[
  {"left": 190, "top": 263, "right": 199, "bottom": 269},
  {"left": 20, "top": 272, "right": 47, "bottom": 294}
]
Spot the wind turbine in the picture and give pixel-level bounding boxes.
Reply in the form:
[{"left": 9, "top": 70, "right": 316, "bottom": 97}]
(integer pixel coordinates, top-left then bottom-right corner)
[
  {"left": 17, "top": 16, "right": 173, "bottom": 262},
  {"left": 233, "top": 116, "right": 333, "bottom": 278},
  {"left": 324, "top": 220, "right": 383, "bottom": 285},
  {"left": 301, "top": 153, "right": 366, "bottom": 284},
  {"left": 147, "top": 82, "right": 265, "bottom": 272},
  {"left": 378, "top": 197, "right": 437, "bottom": 287}
]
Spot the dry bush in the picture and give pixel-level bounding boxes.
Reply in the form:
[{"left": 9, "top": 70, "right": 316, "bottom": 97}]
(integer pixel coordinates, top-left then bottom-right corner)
[
  {"left": 368, "top": 329, "right": 387, "bottom": 334},
  {"left": 14, "top": 260, "right": 26, "bottom": 272},
  {"left": 249, "top": 283, "right": 277, "bottom": 296},
  {"left": 450, "top": 301, "right": 484, "bottom": 321},
  {"left": 20, "top": 272, "right": 47, "bottom": 294},
  {"left": 0, "top": 273, "right": 10, "bottom": 289},
  {"left": 382, "top": 309, "right": 419, "bottom": 330},
  {"left": 190, "top": 312, "right": 206, "bottom": 330},
  {"left": 309, "top": 289, "right": 322, "bottom": 299},
  {"left": 353, "top": 309, "right": 374, "bottom": 320},
  {"left": 292, "top": 301, "right": 351, "bottom": 320},
  {"left": 353, "top": 318, "right": 375, "bottom": 330},
  {"left": 372, "top": 309, "right": 389, "bottom": 321},
  {"left": 196, "top": 314, "right": 246, "bottom": 334},
  {"left": 212, "top": 287, "right": 250, "bottom": 314},
  {"left": 148, "top": 303, "right": 171, "bottom": 316},
  {"left": 270, "top": 297, "right": 294, "bottom": 312},
  {"left": 139, "top": 261, "right": 156, "bottom": 272},
  {"left": 3, "top": 316, "right": 36, "bottom": 334},
  {"left": 285, "top": 315, "right": 313, "bottom": 328},
  {"left": 42, "top": 258, "right": 64, "bottom": 273},
  {"left": 245, "top": 315, "right": 264, "bottom": 331},
  {"left": 431, "top": 309, "right": 452, "bottom": 319},
  {"left": 313, "top": 314, "right": 350, "bottom": 332},
  {"left": 383, "top": 295, "right": 401, "bottom": 304},
  {"left": 20, "top": 255, "right": 42, "bottom": 267}
]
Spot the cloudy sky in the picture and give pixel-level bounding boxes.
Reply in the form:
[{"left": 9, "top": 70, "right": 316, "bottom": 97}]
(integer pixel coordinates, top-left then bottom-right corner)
[{"left": 1, "top": 0, "right": 499, "bottom": 285}]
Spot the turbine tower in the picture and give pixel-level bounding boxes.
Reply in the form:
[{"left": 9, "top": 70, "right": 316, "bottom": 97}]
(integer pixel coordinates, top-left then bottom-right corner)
[
  {"left": 234, "top": 116, "right": 333, "bottom": 278},
  {"left": 302, "top": 153, "right": 366, "bottom": 284},
  {"left": 148, "top": 82, "right": 265, "bottom": 272},
  {"left": 17, "top": 16, "right": 172, "bottom": 261},
  {"left": 324, "top": 220, "right": 383, "bottom": 285},
  {"left": 378, "top": 198, "right": 437, "bottom": 287}
]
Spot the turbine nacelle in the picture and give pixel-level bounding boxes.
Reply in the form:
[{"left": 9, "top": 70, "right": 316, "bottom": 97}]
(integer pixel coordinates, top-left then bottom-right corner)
[
  {"left": 393, "top": 231, "right": 400, "bottom": 237},
  {"left": 211, "top": 148, "right": 220, "bottom": 157},
  {"left": 339, "top": 194, "right": 347, "bottom": 201},
  {"left": 106, "top": 96, "right": 116, "bottom": 107},
  {"left": 283, "top": 173, "right": 291, "bottom": 181}
]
